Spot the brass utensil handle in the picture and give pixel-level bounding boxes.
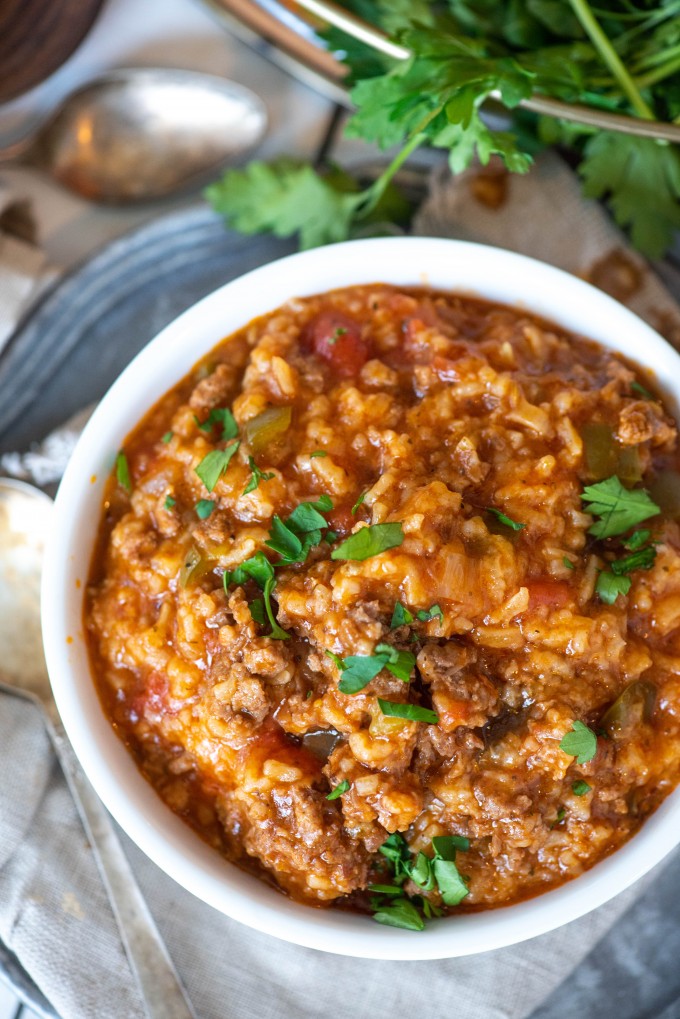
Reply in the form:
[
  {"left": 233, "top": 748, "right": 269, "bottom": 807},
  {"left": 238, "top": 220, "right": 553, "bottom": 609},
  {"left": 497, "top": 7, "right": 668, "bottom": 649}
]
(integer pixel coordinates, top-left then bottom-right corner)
[{"left": 51, "top": 722, "right": 198, "bottom": 1019}]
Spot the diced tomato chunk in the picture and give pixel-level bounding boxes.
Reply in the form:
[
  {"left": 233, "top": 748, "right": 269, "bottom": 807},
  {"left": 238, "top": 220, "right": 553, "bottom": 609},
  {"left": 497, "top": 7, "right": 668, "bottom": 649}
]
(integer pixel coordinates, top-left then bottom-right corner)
[
  {"left": 526, "top": 580, "right": 573, "bottom": 610},
  {"left": 305, "top": 311, "right": 368, "bottom": 378}
]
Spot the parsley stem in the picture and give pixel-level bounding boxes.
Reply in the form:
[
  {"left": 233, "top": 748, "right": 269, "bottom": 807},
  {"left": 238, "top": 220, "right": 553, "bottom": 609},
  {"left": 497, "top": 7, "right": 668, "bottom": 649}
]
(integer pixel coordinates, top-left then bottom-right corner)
[
  {"left": 567, "top": 0, "right": 654, "bottom": 119},
  {"left": 358, "top": 131, "right": 427, "bottom": 217}
]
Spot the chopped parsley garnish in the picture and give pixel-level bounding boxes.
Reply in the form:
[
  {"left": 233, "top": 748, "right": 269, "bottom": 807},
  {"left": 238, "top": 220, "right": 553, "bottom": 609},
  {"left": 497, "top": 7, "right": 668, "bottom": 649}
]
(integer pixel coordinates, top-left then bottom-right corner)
[
  {"left": 560, "top": 720, "right": 598, "bottom": 765},
  {"left": 351, "top": 490, "right": 368, "bottom": 515},
  {"left": 161, "top": 431, "right": 173, "bottom": 444},
  {"left": 572, "top": 780, "right": 592, "bottom": 796},
  {"left": 487, "top": 507, "right": 525, "bottom": 531},
  {"left": 550, "top": 807, "right": 567, "bottom": 829},
  {"left": 631, "top": 380, "right": 654, "bottom": 400},
  {"left": 417, "top": 604, "right": 443, "bottom": 623},
  {"left": 610, "top": 546, "right": 657, "bottom": 576},
  {"left": 626, "top": 529, "right": 651, "bottom": 551},
  {"left": 331, "top": 522, "right": 404, "bottom": 562},
  {"left": 326, "top": 644, "right": 416, "bottom": 694},
  {"left": 372, "top": 899, "right": 425, "bottom": 932},
  {"left": 563, "top": 557, "right": 575, "bottom": 570},
  {"left": 326, "top": 780, "right": 350, "bottom": 800},
  {"left": 242, "top": 456, "right": 275, "bottom": 496},
  {"left": 378, "top": 700, "right": 438, "bottom": 724},
  {"left": 309, "top": 450, "right": 328, "bottom": 458},
  {"left": 391, "top": 602, "right": 413, "bottom": 628},
  {"left": 596, "top": 571, "right": 631, "bottom": 604},
  {"left": 371, "top": 831, "right": 469, "bottom": 929},
  {"left": 581, "top": 476, "right": 660, "bottom": 540},
  {"left": 195, "top": 406, "right": 238, "bottom": 441},
  {"left": 164, "top": 495, "right": 176, "bottom": 510},
  {"left": 223, "top": 552, "right": 288, "bottom": 640},
  {"left": 249, "top": 598, "right": 266, "bottom": 624},
  {"left": 265, "top": 496, "right": 333, "bottom": 565},
  {"left": 334, "top": 327, "right": 347, "bottom": 338},
  {"left": 195, "top": 442, "right": 240, "bottom": 492},
  {"left": 195, "top": 499, "right": 215, "bottom": 519},
  {"left": 324, "top": 530, "right": 339, "bottom": 544},
  {"left": 116, "top": 452, "right": 132, "bottom": 493}
]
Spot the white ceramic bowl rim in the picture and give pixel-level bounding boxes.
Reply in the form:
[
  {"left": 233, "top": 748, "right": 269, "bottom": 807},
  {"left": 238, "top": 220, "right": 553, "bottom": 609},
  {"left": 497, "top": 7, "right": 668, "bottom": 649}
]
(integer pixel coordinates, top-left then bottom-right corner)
[{"left": 42, "top": 237, "right": 680, "bottom": 960}]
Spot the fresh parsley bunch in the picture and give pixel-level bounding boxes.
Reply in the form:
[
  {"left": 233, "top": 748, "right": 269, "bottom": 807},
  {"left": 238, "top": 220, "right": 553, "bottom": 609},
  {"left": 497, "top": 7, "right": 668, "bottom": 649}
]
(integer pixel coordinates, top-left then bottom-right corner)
[{"left": 207, "top": 0, "right": 680, "bottom": 257}]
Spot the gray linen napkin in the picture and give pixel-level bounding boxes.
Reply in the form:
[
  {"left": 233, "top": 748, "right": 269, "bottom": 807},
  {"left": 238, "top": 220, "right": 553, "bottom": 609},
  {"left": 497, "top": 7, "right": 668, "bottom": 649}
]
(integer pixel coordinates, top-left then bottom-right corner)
[{"left": 2, "top": 151, "right": 680, "bottom": 1019}]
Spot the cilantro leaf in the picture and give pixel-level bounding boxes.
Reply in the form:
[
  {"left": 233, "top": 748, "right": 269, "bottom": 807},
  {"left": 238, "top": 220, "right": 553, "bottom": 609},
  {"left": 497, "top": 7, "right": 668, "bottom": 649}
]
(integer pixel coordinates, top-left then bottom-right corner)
[
  {"left": 378, "top": 700, "right": 439, "bottom": 724},
  {"left": 581, "top": 476, "right": 660, "bottom": 539},
  {"left": 391, "top": 602, "right": 414, "bottom": 628},
  {"left": 487, "top": 507, "right": 526, "bottom": 531},
  {"left": 195, "top": 499, "right": 215, "bottom": 520},
  {"left": 625, "top": 529, "right": 651, "bottom": 551},
  {"left": 326, "top": 780, "right": 351, "bottom": 801},
  {"left": 161, "top": 431, "right": 173, "bottom": 444},
  {"left": 432, "top": 858, "right": 469, "bottom": 907},
  {"left": 560, "top": 720, "right": 597, "bottom": 765},
  {"left": 572, "top": 780, "right": 592, "bottom": 796},
  {"left": 164, "top": 495, "right": 176, "bottom": 510},
  {"left": 331, "top": 522, "right": 404, "bottom": 561},
  {"left": 265, "top": 498, "right": 332, "bottom": 564},
  {"left": 243, "top": 456, "right": 275, "bottom": 495},
  {"left": 223, "top": 553, "right": 289, "bottom": 639},
  {"left": 195, "top": 406, "right": 238, "bottom": 441},
  {"left": 249, "top": 598, "right": 266, "bottom": 624},
  {"left": 195, "top": 442, "right": 240, "bottom": 492},
  {"left": 431, "top": 835, "right": 470, "bottom": 857},
  {"left": 409, "top": 852, "right": 437, "bottom": 892},
  {"left": 266, "top": 516, "right": 305, "bottom": 562},
  {"left": 116, "top": 452, "right": 132, "bottom": 493},
  {"left": 563, "top": 557, "right": 575, "bottom": 570},
  {"left": 596, "top": 571, "right": 631, "bottom": 604},
  {"left": 351, "top": 490, "right": 368, "bottom": 515}
]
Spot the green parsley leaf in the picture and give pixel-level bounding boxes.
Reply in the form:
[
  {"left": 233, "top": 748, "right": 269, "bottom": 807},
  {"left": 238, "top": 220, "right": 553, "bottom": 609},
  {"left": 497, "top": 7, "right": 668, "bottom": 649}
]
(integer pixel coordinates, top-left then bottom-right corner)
[
  {"left": 249, "top": 598, "right": 266, "bottom": 624},
  {"left": 337, "top": 655, "right": 386, "bottom": 694},
  {"left": 373, "top": 899, "right": 425, "bottom": 932},
  {"left": 242, "top": 456, "right": 275, "bottom": 495},
  {"left": 164, "top": 495, "right": 176, "bottom": 510},
  {"left": 195, "top": 499, "right": 215, "bottom": 520},
  {"left": 560, "top": 720, "right": 598, "bottom": 765},
  {"left": 409, "top": 852, "right": 436, "bottom": 892},
  {"left": 487, "top": 507, "right": 526, "bottom": 531},
  {"left": 379, "top": 832, "right": 411, "bottom": 873},
  {"left": 266, "top": 515, "right": 305, "bottom": 562},
  {"left": 324, "top": 530, "right": 339, "bottom": 544},
  {"left": 610, "top": 546, "right": 657, "bottom": 576},
  {"left": 116, "top": 452, "right": 132, "bottom": 493},
  {"left": 572, "top": 780, "right": 592, "bottom": 796},
  {"left": 326, "top": 779, "right": 350, "bottom": 801},
  {"left": 195, "top": 442, "right": 240, "bottom": 492},
  {"left": 309, "top": 450, "right": 328, "bottom": 458},
  {"left": 287, "top": 500, "right": 330, "bottom": 533},
  {"left": 563, "top": 557, "right": 575, "bottom": 570},
  {"left": 391, "top": 602, "right": 414, "bottom": 628},
  {"left": 367, "top": 884, "right": 405, "bottom": 896},
  {"left": 331, "top": 522, "right": 404, "bottom": 561},
  {"left": 161, "top": 431, "right": 173, "bottom": 444},
  {"left": 581, "top": 476, "right": 660, "bottom": 540},
  {"left": 373, "top": 643, "right": 416, "bottom": 682},
  {"left": 195, "top": 407, "right": 238, "bottom": 441},
  {"left": 596, "top": 571, "right": 632, "bottom": 604},
  {"left": 631, "top": 381, "right": 654, "bottom": 401},
  {"left": 432, "top": 858, "right": 470, "bottom": 907},
  {"left": 431, "top": 835, "right": 470, "bottom": 858},
  {"left": 223, "top": 553, "right": 289, "bottom": 640},
  {"left": 625, "top": 529, "right": 652, "bottom": 551},
  {"left": 378, "top": 700, "right": 439, "bottom": 724},
  {"left": 351, "top": 490, "right": 368, "bottom": 515},
  {"left": 416, "top": 604, "right": 443, "bottom": 623},
  {"left": 265, "top": 497, "right": 333, "bottom": 564}
]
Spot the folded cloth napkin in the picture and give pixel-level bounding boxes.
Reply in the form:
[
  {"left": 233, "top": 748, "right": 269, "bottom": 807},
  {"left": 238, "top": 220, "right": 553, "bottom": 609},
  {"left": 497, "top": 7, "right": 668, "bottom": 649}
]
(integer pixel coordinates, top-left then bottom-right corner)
[{"left": 2, "top": 151, "right": 680, "bottom": 1019}]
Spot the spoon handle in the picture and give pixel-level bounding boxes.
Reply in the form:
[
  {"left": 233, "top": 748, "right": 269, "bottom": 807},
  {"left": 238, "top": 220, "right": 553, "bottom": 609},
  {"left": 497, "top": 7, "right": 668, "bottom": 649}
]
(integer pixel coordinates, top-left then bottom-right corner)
[{"left": 51, "top": 720, "right": 198, "bottom": 1019}]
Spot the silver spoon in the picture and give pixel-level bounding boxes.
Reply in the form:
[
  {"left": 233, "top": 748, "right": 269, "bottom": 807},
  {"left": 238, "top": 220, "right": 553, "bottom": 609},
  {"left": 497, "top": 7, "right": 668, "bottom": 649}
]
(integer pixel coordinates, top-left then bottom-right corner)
[
  {"left": 0, "top": 477, "right": 197, "bottom": 1019},
  {"left": 0, "top": 68, "right": 268, "bottom": 203}
]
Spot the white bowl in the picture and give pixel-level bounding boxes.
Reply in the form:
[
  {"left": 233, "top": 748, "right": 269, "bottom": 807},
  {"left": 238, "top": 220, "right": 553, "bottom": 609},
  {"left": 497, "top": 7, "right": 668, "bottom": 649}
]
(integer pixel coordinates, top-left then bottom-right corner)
[{"left": 42, "top": 237, "right": 680, "bottom": 960}]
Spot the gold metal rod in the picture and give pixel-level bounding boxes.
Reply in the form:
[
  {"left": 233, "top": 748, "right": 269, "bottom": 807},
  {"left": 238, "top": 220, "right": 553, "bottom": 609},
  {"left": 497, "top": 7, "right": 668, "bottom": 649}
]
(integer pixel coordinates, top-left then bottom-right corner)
[{"left": 293, "top": 0, "right": 680, "bottom": 143}]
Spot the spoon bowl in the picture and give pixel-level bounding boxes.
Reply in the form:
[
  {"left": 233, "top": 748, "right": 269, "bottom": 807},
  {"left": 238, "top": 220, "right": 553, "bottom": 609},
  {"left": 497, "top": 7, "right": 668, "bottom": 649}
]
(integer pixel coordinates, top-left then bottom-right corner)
[{"left": 0, "top": 68, "right": 268, "bottom": 203}]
